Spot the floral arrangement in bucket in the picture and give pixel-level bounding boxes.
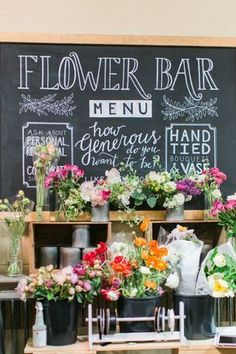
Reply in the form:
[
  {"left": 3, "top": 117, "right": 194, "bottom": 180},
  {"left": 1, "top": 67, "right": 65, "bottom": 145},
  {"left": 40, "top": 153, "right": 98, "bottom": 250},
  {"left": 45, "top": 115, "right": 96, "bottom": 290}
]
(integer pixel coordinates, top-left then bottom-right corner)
[
  {"left": 45, "top": 164, "right": 87, "bottom": 220},
  {"left": 132, "top": 169, "right": 201, "bottom": 216},
  {"left": 33, "top": 143, "right": 60, "bottom": 220},
  {"left": 0, "top": 191, "right": 33, "bottom": 276},
  {"left": 105, "top": 166, "right": 141, "bottom": 225},
  {"left": 98, "top": 237, "right": 179, "bottom": 301},
  {"left": 16, "top": 263, "right": 102, "bottom": 303},
  {"left": 80, "top": 179, "right": 111, "bottom": 221}
]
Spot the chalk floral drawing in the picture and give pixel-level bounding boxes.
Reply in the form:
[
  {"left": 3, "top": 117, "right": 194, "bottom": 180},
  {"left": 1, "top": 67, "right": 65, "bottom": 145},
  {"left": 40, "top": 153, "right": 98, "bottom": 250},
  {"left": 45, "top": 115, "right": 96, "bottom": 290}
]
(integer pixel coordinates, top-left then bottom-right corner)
[
  {"left": 161, "top": 95, "right": 218, "bottom": 122},
  {"left": 19, "top": 93, "right": 76, "bottom": 117}
]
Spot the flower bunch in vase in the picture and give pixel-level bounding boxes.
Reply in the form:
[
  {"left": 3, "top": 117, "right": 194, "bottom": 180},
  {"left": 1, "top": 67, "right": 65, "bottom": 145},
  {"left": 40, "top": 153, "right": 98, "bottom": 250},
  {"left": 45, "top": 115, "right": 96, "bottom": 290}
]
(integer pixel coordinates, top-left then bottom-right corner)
[
  {"left": 195, "top": 166, "right": 227, "bottom": 219},
  {"left": 33, "top": 143, "right": 60, "bottom": 220},
  {"left": 133, "top": 169, "right": 201, "bottom": 219},
  {"left": 45, "top": 164, "right": 87, "bottom": 220},
  {"left": 105, "top": 166, "right": 141, "bottom": 225},
  {"left": 80, "top": 179, "right": 111, "bottom": 221},
  {"left": 0, "top": 190, "right": 33, "bottom": 276}
]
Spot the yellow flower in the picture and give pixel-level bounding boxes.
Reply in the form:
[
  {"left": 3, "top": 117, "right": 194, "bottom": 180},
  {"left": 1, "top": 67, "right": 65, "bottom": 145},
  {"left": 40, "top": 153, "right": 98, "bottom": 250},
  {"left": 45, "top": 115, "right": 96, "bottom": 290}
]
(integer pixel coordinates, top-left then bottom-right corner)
[
  {"left": 177, "top": 225, "right": 188, "bottom": 232},
  {"left": 208, "top": 274, "right": 234, "bottom": 298}
]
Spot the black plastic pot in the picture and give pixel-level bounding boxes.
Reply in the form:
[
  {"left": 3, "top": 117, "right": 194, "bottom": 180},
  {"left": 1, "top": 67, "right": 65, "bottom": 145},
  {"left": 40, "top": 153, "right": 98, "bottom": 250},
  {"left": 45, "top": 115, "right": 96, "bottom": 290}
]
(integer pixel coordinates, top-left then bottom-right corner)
[
  {"left": 174, "top": 294, "right": 216, "bottom": 340},
  {"left": 43, "top": 299, "right": 78, "bottom": 346},
  {"left": 117, "top": 295, "right": 164, "bottom": 333}
]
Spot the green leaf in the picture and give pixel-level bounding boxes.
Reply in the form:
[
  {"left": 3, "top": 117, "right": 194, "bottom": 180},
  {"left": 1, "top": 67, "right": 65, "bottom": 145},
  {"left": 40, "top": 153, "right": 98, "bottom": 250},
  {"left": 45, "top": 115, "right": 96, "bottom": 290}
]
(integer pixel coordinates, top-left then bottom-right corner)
[{"left": 147, "top": 196, "right": 157, "bottom": 208}]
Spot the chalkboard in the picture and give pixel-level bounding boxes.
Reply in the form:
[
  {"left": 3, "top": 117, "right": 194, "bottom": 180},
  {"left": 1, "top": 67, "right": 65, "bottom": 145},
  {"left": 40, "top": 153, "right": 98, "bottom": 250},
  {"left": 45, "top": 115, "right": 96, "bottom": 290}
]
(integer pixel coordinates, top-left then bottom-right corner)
[{"left": 0, "top": 38, "right": 236, "bottom": 205}]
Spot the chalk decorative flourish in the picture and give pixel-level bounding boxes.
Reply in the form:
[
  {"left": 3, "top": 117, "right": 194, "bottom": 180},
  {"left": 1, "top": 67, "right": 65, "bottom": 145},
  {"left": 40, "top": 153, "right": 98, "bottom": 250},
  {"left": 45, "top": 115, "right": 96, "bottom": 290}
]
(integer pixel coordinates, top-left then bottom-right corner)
[
  {"left": 19, "top": 93, "right": 76, "bottom": 117},
  {"left": 161, "top": 95, "right": 218, "bottom": 122}
]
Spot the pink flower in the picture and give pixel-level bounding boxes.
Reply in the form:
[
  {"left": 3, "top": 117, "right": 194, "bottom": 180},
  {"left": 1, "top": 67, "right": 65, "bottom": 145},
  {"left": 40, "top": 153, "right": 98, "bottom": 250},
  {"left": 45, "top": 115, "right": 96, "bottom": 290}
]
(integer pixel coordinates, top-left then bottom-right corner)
[
  {"left": 209, "top": 168, "right": 227, "bottom": 185},
  {"left": 101, "top": 288, "right": 120, "bottom": 301},
  {"left": 70, "top": 272, "right": 79, "bottom": 284},
  {"left": 211, "top": 200, "right": 225, "bottom": 216},
  {"left": 102, "top": 189, "right": 111, "bottom": 201},
  {"left": 83, "top": 281, "right": 92, "bottom": 291},
  {"left": 225, "top": 199, "right": 236, "bottom": 210}
]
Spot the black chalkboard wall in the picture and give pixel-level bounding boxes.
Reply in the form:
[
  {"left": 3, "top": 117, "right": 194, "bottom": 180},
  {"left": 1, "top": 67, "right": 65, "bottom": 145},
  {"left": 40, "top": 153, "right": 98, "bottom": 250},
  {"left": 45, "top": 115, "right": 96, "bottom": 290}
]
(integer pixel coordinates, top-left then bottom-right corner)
[{"left": 0, "top": 42, "right": 236, "bottom": 205}]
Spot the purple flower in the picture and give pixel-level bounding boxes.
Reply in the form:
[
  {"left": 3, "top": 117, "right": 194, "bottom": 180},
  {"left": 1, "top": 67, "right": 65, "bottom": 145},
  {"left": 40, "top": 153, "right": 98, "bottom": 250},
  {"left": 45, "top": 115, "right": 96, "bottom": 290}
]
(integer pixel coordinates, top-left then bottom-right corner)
[
  {"left": 73, "top": 263, "right": 86, "bottom": 276},
  {"left": 177, "top": 179, "right": 201, "bottom": 196}
]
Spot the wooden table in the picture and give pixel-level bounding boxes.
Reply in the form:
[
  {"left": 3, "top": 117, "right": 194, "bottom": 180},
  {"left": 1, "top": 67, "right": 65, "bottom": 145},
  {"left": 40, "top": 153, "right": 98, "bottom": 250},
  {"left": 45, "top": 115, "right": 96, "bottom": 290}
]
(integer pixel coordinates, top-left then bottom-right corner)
[{"left": 24, "top": 339, "right": 236, "bottom": 354}]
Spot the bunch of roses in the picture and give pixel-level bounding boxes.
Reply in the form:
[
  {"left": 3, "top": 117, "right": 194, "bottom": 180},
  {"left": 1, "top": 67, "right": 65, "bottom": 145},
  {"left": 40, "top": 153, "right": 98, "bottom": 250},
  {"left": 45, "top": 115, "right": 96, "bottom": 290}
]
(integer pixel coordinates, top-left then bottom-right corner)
[
  {"left": 16, "top": 263, "right": 102, "bottom": 304},
  {"left": 100, "top": 237, "right": 179, "bottom": 301},
  {"left": 80, "top": 179, "right": 111, "bottom": 207},
  {"left": 196, "top": 167, "right": 227, "bottom": 197}
]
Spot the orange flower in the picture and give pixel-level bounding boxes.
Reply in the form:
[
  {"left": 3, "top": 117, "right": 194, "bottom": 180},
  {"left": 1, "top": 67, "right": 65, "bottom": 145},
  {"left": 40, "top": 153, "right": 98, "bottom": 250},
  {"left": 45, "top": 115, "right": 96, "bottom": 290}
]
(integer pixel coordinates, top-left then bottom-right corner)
[
  {"left": 134, "top": 237, "right": 147, "bottom": 248},
  {"left": 149, "top": 240, "right": 159, "bottom": 249},
  {"left": 145, "top": 280, "right": 157, "bottom": 290},
  {"left": 157, "top": 247, "right": 168, "bottom": 258},
  {"left": 139, "top": 218, "right": 150, "bottom": 232},
  {"left": 141, "top": 250, "right": 149, "bottom": 260},
  {"left": 145, "top": 256, "right": 167, "bottom": 271}
]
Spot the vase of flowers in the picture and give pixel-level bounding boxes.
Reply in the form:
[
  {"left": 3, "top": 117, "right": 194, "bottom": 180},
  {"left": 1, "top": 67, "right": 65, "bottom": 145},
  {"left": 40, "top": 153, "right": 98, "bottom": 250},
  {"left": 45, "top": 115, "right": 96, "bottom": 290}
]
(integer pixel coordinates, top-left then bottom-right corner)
[
  {"left": 195, "top": 166, "right": 226, "bottom": 219},
  {"left": 80, "top": 179, "right": 111, "bottom": 221},
  {"left": 98, "top": 237, "right": 179, "bottom": 332},
  {"left": 45, "top": 164, "right": 88, "bottom": 221},
  {"left": 16, "top": 263, "right": 102, "bottom": 345},
  {"left": 0, "top": 191, "right": 33, "bottom": 276},
  {"left": 33, "top": 143, "right": 60, "bottom": 221}
]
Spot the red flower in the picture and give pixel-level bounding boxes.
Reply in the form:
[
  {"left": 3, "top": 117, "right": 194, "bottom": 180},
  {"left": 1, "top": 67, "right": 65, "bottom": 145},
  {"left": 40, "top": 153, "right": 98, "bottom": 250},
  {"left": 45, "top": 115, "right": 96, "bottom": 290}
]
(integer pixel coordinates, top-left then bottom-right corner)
[
  {"left": 95, "top": 242, "right": 108, "bottom": 255},
  {"left": 83, "top": 251, "right": 97, "bottom": 266},
  {"left": 102, "top": 189, "right": 111, "bottom": 201}
]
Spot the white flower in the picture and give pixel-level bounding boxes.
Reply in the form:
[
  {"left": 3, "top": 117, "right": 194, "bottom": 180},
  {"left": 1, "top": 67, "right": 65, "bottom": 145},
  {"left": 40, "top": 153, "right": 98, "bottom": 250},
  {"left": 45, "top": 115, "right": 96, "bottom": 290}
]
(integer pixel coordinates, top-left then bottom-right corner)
[
  {"left": 146, "top": 171, "right": 162, "bottom": 182},
  {"left": 172, "top": 193, "right": 185, "bottom": 207},
  {"left": 208, "top": 273, "right": 234, "bottom": 298},
  {"left": 196, "top": 174, "right": 207, "bottom": 183},
  {"left": 140, "top": 266, "right": 151, "bottom": 275},
  {"left": 120, "top": 192, "right": 131, "bottom": 206},
  {"left": 213, "top": 254, "right": 226, "bottom": 267},
  {"left": 80, "top": 181, "right": 94, "bottom": 202},
  {"left": 165, "top": 272, "right": 179, "bottom": 289},
  {"left": 163, "top": 181, "right": 177, "bottom": 193},
  {"left": 211, "top": 189, "right": 222, "bottom": 199},
  {"left": 105, "top": 168, "right": 121, "bottom": 184},
  {"left": 110, "top": 242, "right": 131, "bottom": 258}
]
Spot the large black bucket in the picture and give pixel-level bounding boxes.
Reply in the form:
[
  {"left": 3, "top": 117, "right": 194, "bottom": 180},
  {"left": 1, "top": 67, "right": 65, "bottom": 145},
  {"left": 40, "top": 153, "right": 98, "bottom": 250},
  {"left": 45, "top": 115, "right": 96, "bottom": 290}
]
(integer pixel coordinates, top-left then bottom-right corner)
[
  {"left": 174, "top": 294, "right": 216, "bottom": 340},
  {"left": 117, "top": 295, "right": 164, "bottom": 333},
  {"left": 43, "top": 299, "right": 78, "bottom": 345}
]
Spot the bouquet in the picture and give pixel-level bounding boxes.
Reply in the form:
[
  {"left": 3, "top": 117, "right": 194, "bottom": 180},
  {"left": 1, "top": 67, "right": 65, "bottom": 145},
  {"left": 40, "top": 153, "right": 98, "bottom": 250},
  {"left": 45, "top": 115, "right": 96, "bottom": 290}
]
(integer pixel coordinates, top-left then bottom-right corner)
[
  {"left": 211, "top": 193, "right": 236, "bottom": 243},
  {"left": 80, "top": 179, "right": 111, "bottom": 207},
  {"left": 16, "top": 263, "right": 102, "bottom": 304},
  {"left": 96, "top": 237, "right": 179, "bottom": 301},
  {"left": 33, "top": 142, "right": 60, "bottom": 220},
  {"left": 0, "top": 190, "right": 33, "bottom": 276},
  {"left": 195, "top": 166, "right": 227, "bottom": 217},
  {"left": 196, "top": 242, "right": 236, "bottom": 297},
  {"left": 165, "top": 225, "right": 203, "bottom": 295},
  {"left": 204, "top": 246, "right": 236, "bottom": 297},
  {"left": 45, "top": 164, "right": 87, "bottom": 220},
  {"left": 133, "top": 169, "right": 201, "bottom": 209}
]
